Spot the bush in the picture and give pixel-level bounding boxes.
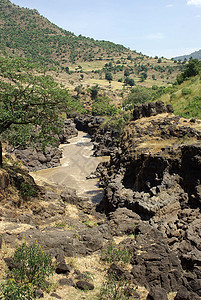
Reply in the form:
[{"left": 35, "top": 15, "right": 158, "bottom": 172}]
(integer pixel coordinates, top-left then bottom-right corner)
[
  {"left": 101, "top": 243, "right": 130, "bottom": 265},
  {"left": 1, "top": 279, "right": 33, "bottom": 300},
  {"left": 1, "top": 242, "right": 54, "bottom": 299},
  {"left": 98, "top": 272, "right": 131, "bottom": 300},
  {"left": 20, "top": 182, "right": 37, "bottom": 200},
  {"left": 92, "top": 97, "right": 118, "bottom": 116},
  {"left": 123, "top": 86, "right": 153, "bottom": 110},
  {"left": 182, "top": 88, "right": 192, "bottom": 96}
]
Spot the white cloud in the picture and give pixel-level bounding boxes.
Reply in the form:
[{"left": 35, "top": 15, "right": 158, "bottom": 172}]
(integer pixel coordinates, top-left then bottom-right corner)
[
  {"left": 166, "top": 4, "right": 174, "bottom": 7},
  {"left": 144, "top": 33, "right": 165, "bottom": 40},
  {"left": 187, "top": 0, "right": 201, "bottom": 6}
]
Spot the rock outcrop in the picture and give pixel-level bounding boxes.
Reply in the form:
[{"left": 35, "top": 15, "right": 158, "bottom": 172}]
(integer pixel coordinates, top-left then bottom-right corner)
[
  {"left": 13, "top": 118, "right": 78, "bottom": 171},
  {"left": 73, "top": 115, "right": 121, "bottom": 156},
  {"left": 98, "top": 107, "right": 201, "bottom": 297}
]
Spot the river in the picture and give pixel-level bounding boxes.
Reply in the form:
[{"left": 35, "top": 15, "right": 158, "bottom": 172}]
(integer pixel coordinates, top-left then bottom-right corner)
[{"left": 31, "top": 131, "right": 109, "bottom": 203}]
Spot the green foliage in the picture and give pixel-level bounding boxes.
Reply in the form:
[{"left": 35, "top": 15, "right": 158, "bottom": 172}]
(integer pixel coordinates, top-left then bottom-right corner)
[
  {"left": 2, "top": 124, "right": 33, "bottom": 148},
  {"left": 92, "top": 97, "right": 117, "bottom": 116},
  {"left": 97, "top": 272, "right": 131, "bottom": 300},
  {"left": 123, "top": 86, "right": 153, "bottom": 110},
  {"left": 177, "top": 59, "right": 201, "bottom": 84},
  {"left": 1, "top": 242, "right": 54, "bottom": 299},
  {"left": 12, "top": 242, "right": 54, "bottom": 287},
  {"left": 101, "top": 243, "right": 130, "bottom": 265},
  {"left": 90, "top": 84, "right": 99, "bottom": 100},
  {"left": 124, "top": 69, "right": 130, "bottom": 77},
  {"left": 0, "top": 56, "right": 84, "bottom": 164},
  {"left": 20, "top": 181, "right": 37, "bottom": 200},
  {"left": 182, "top": 88, "right": 192, "bottom": 96},
  {"left": 107, "top": 117, "right": 126, "bottom": 132},
  {"left": 181, "top": 96, "right": 201, "bottom": 118},
  {"left": 124, "top": 77, "right": 135, "bottom": 86},
  {"left": 0, "top": 1, "right": 128, "bottom": 66},
  {"left": 105, "top": 72, "right": 113, "bottom": 81},
  {"left": 1, "top": 279, "right": 33, "bottom": 300}
]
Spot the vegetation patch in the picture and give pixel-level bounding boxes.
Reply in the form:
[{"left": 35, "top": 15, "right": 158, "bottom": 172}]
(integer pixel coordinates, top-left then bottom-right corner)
[{"left": 0, "top": 242, "right": 54, "bottom": 299}]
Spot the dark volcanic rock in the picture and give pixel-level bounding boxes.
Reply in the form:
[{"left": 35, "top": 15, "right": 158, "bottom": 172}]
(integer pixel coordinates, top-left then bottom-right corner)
[
  {"left": 133, "top": 101, "right": 173, "bottom": 120},
  {"left": 13, "top": 118, "right": 78, "bottom": 171},
  {"left": 73, "top": 114, "right": 121, "bottom": 156},
  {"left": 4, "top": 257, "right": 16, "bottom": 271},
  {"left": 14, "top": 146, "right": 62, "bottom": 171},
  {"left": 16, "top": 225, "right": 104, "bottom": 257},
  {"left": 59, "top": 278, "right": 75, "bottom": 287},
  {"left": 147, "top": 286, "right": 168, "bottom": 300},
  {"left": 55, "top": 262, "right": 72, "bottom": 274},
  {"left": 50, "top": 293, "right": 62, "bottom": 299},
  {"left": 128, "top": 223, "right": 183, "bottom": 292},
  {"left": 76, "top": 280, "right": 94, "bottom": 290},
  {"left": 97, "top": 111, "right": 201, "bottom": 296}
]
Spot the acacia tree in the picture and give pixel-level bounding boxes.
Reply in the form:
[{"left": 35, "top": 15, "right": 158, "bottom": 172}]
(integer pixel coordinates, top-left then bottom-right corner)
[{"left": 0, "top": 56, "right": 77, "bottom": 167}]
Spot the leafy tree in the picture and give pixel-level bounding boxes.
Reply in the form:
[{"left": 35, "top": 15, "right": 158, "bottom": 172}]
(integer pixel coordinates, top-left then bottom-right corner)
[
  {"left": 124, "top": 77, "right": 134, "bottom": 86},
  {"left": 105, "top": 72, "right": 113, "bottom": 82},
  {"left": 92, "top": 96, "right": 117, "bottom": 116},
  {"left": 123, "top": 86, "right": 153, "bottom": 110},
  {"left": 140, "top": 72, "right": 147, "bottom": 82},
  {"left": 176, "top": 58, "right": 201, "bottom": 84},
  {"left": 124, "top": 69, "right": 130, "bottom": 77},
  {"left": 0, "top": 56, "right": 79, "bottom": 167},
  {"left": 90, "top": 84, "right": 99, "bottom": 100}
]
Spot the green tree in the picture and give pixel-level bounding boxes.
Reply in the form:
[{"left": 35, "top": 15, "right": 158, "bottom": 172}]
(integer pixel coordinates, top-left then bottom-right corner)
[
  {"left": 90, "top": 84, "right": 99, "bottom": 100},
  {"left": 124, "top": 68, "right": 130, "bottom": 77},
  {"left": 123, "top": 86, "right": 153, "bottom": 110},
  {"left": 105, "top": 72, "right": 113, "bottom": 82},
  {"left": 124, "top": 77, "right": 134, "bottom": 86},
  {"left": 176, "top": 58, "right": 201, "bottom": 84},
  {"left": 92, "top": 97, "right": 117, "bottom": 116},
  {"left": 0, "top": 56, "right": 77, "bottom": 167}
]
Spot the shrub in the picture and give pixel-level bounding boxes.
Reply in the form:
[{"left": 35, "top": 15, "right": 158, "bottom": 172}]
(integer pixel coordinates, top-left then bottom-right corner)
[
  {"left": 1, "top": 242, "right": 54, "bottom": 299},
  {"left": 101, "top": 243, "right": 130, "bottom": 265},
  {"left": 92, "top": 97, "right": 118, "bottom": 116},
  {"left": 20, "top": 182, "right": 37, "bottom": 200},
  {"left": 182, "top": 88, "right": 192, "bottom": 96},
  {"left": 1, "top": 279, "right": 33, "bottom": 300},
  {"left": 123, "top": 86, "right": 153, "bottom": 110},
  {"left": 98, "top": 272, "right": 130, "bottom": 300}
]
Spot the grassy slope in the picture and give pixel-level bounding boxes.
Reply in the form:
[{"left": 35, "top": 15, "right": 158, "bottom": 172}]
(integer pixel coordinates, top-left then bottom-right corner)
[
  {"left": 155, "top": 76, "right": 201, "bottom": 119},
  {"left": 0, "top": 0, "right": 183, "bottom": 94}
]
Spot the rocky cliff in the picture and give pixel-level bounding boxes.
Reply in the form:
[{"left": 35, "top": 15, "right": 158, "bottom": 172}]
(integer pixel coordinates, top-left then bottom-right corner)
[
  {"left": 0, "top": 102, "right": 201, "bottom": 299},
  {"left": 97, "top": 102, "right": 201, "bottom": 298}
]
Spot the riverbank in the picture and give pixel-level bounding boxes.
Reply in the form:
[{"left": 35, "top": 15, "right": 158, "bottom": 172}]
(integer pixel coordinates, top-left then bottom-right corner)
[{"left": 31, "top": 131, "right": 109, "bottom": 203}]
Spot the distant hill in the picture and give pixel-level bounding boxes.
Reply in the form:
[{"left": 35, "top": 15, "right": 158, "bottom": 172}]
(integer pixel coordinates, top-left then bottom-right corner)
[
  {"left": 174, "top": 49, "right": 201, "bottom": 61},
  {"left": 0, "top": 0, "right": 129, "bottom": 66},
  {"left": 0, "top": 0, "right": 183, "bottom": 91}
]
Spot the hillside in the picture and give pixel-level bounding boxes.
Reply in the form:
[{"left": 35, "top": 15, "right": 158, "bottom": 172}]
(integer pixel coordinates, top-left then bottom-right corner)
[
  {"left": 0, "top": 0, "right": 183, "bottom": 92},
  {"left": 152, "top": 75, "right": 201, "bottom": 119},
  {"left": 174, "top": 49, "right": 201, "bottom": 61}
]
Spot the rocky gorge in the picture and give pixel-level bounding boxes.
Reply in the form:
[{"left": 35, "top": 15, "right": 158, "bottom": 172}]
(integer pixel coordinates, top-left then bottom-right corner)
[{"left": 0, "top": 101, "right": 201, "bottom": 299}]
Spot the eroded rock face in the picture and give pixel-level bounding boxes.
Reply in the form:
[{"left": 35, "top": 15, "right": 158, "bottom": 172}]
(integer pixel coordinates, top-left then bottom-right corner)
[
  {"left": 0, "top": 169, "right": 10, "bottom": 189},
  {"left": 133, "top": 101, "right": 174, "bottom": 120},
  {"left": 73, "top": 115, "right": 120, "bottom": 156},
  {"left": 13, "top": 119, "right": 78, "bottom": 171},
  {"left": 98, "top": 112, "right": 201, "bottom": 297}
]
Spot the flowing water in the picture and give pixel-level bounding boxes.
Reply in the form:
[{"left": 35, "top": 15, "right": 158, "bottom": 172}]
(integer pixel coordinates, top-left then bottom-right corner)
[{"left": 31, "top": 131, "right": 109, "bottom": 203}]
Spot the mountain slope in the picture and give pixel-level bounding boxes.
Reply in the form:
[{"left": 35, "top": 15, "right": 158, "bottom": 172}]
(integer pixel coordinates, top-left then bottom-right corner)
[
  {"left": 0, "top": 0, "right": 182, "bottom": 90},
  {"left": 174, "top": 49, "right": 201, "bottom": 61},
  {"left": 0, "top": 0, "right": 129, "bottom": 66}
]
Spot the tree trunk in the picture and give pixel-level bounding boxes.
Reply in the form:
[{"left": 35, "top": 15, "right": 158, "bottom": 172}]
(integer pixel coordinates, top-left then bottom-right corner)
[{"left": 0, "top": 140, "right": 2, "bottom": 168}]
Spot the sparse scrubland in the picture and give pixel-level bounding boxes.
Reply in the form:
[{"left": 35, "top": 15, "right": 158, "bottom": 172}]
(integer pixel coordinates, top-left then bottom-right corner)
[{"left": 0, "top": 0, "right": 201, "bottom": 299}]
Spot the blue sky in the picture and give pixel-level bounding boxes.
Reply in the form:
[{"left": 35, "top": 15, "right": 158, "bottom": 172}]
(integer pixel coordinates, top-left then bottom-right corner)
[{"left": 11, "top": 0, "right": 201, "bottom": 58}]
